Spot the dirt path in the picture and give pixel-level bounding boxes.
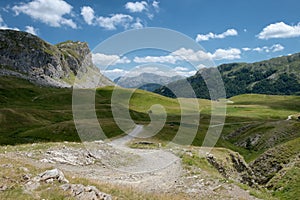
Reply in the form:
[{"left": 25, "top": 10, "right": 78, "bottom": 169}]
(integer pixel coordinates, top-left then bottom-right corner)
[
  {"left": 5, "top": 125, "right": 182, "bottom": 193},
  {"left": 110, "top": 125, "right": 180, "bottom": 173},
  {"left": 1, "top": 126, "right": 261, "bottom": 199}
]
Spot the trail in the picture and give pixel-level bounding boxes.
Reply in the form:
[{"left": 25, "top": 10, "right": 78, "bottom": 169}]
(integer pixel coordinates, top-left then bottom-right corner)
[{"left": 110, "top": 125, "right": 180, "bottom": 174}]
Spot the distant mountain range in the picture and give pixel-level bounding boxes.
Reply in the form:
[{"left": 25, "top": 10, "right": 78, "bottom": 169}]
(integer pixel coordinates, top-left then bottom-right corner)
[
  {"left": 0, "top": 30, "right": 113, "bottom": 88},
  {"left": 114, "top": 72, "right": 183, "bottom": 91},
  {"left": 155, "top": 53, "right": 300, "bottom": 99}
]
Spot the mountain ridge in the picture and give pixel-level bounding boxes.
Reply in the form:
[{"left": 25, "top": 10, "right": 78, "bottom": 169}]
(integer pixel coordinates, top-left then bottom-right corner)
[
  {"left": 155, "top": 53, "right": 300, "bottom": 99},
  {"left": 115, "top": 72, "right": 183, "bottom": 91}
]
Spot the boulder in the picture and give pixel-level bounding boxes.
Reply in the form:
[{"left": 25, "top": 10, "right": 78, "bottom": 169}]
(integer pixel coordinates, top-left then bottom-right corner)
[{"left": 61, "top": 184, "right": 112, "bottom": 200}]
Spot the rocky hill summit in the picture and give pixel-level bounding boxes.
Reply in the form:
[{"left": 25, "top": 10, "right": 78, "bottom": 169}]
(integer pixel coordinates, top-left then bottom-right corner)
[{"left": 0, "top": 30, "right": 113, "bottom": 87}]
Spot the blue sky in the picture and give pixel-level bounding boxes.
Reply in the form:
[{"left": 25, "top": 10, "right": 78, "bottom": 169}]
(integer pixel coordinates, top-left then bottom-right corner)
[{"left": 0, "top": 0, "right": 300, "bottom": 79}]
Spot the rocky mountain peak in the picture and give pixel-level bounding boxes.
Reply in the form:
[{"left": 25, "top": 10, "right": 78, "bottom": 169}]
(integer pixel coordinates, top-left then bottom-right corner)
[{"left": 0, "top": 30, "right": 113, "bottom": 87}]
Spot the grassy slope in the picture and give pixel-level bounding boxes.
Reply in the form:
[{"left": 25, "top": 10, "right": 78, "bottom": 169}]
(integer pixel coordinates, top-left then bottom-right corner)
[
  {"left": 251, "top": 137, "right": 300, "bottom": 200},
  {"left": 1, "top": 76, "right": 300, "bottom": 159},
  {"left": 1, "top": 76, "right": 300, "bottom": 199}
]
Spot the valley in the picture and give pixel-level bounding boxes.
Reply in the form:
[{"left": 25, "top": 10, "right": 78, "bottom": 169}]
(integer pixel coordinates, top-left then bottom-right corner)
[{"left": 0, "top": 75, "right": 299, "bottom": 199}]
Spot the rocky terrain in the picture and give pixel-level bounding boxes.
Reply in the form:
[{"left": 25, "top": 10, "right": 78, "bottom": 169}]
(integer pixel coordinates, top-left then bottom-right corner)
[
  {"left": 0, "top": 139, "right": 265, "bottom": 200},
  {"left": 0, "top": 30, "right": 113, "bottom": 88}
]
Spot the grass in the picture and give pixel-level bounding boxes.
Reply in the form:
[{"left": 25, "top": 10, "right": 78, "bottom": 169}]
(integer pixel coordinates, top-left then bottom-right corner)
[
  {"left": 0, "top": 76, "right": 299, "bottom": 199},
  {"left": 269, "top": 166, "right": 300, "bottom": 200},
  {"left": 1, "top": 76, "right": 300, "bottom": 156}
]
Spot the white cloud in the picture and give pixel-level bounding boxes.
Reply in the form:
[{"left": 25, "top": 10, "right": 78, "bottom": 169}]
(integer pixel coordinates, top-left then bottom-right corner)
[
  {"left": 25, "top": 25, "right": 38, "bottom": 35},
  {"left": 125, "top": 1, "right": 148, "bottom": 13},
  {"left": 152, "top": 1, "right": 160, "bottom": 12},
  {"left": 243, "top": 44, "right": 284, "bottom": 53},
  {"left": 172, "top": 66, "right": 196, "bottom": 77},
  {"left": 172, "top": 47, "right": 241, "bottom": 61},
  {"left": 212, "top": 48, "right": 241, "bottom": 60},
  {"left": 80, "top": 5, "right": 139, "bottom": 30},
  {"left": 174, "top": 66, "right": 188, "bottom": 71},
  {"left": 96, "top": 14, "right": 133, "bottom": 30},
  {"left": 134, "top": 55, "right": 178, "bottom": 64},
  {"left": 12, "top": 0, "right": 77, "bottom": 29},
  {"left": 134, "top": 47, "right": 241, "bottom": 64},
  {"left": 242, "top": 47, "right": 251, "bottom": 51},
  {"left": 272, "top": 44, "right": 285, "bottom": 52},
  {"left": 196, "top": 29, "right": 238, "bottom": 42},
  {"left": 131, "top": 18, "right": 144, "bottom": 29},
  {"left": 103, "top": 66, "right": 195, "bottom": 80},
  {"left": 258, "top": 22, "right": 300, "bottom": 39},
  {"left": 92, "top": 53, "right": 131, "bottom": 68},
  {"left": 171, "top": 48, "right": 212, "bottom": 61},
  {"left": 0, "top": 15, "right": 19, "bottom": 30},
  {"left": 81, "top": 6, "right": 95, "bottom": 25},
  {"left": 102, "top": 68, "right": 127, "bottom": 80}
]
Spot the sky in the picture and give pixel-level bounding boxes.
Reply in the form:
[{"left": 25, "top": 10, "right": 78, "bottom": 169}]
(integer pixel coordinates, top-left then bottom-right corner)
[{"left": 0, "top": 0, "right": 300, "bottom": 80}]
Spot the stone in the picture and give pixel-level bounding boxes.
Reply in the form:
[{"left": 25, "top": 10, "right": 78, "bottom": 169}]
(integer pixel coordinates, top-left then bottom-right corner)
[
  {"left": 61, "top": 184, "right": 112, "bottom": 200},
  {"left": 24, "top": 168, "right": 68, "bottom": 191},
  {"left": 38, "top": 168, "right": 69, "bottom": 183}
]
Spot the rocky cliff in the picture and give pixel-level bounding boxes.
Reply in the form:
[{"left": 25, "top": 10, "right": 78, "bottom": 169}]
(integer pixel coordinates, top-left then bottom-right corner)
[{"left": 0, "top": 30, "right": 113, "bottom": 87}]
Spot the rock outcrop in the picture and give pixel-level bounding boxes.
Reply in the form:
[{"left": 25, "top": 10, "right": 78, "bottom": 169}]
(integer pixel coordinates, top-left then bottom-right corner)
[
  {"left": 0, "top": 30, "right": 113, "bottom": 87},
  {"left": 61, "top": 184, "right": 112, "bottom": 200},
  {"left": 23, "top": 168, "right": 112, "bottom": 199},
  {"left": 206, "top": 152, "right": 256, "bottom": 186},
  {"left": 25, "top": 168, "right": 69, "bottom": 191}
]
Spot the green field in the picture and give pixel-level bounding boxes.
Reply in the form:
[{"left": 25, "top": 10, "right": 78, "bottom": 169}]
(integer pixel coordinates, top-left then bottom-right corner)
[
  {"left": 1, "top": 76, "right": 300, "bottom": 199},
  {"left": 1, "top": 76, "right": 300, "bottom": 158}
]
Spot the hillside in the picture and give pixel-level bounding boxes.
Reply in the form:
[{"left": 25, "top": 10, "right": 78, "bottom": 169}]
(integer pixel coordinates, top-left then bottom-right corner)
[
  {"left": 155, "top": 53, "right": 300, "bottom": 99},
  {"left": 0, "top": 30, "right": 113, "bottom": 87},
  {"left": 0, "top": 76, "right": 300, "bottom": 199}
]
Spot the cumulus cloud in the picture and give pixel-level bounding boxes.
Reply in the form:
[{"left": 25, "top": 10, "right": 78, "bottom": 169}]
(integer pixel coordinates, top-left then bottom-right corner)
[
  {"left": 173, "top": 48, "right": 241, "bottom": 61},
  {"left": 102, "top": 68, "right": 127, "bottom": 80},
  {"left": 243, "top": 44, "right": 284, "bottom": 53},
  {"left": 131, "top": 18, "right": 144, "bottom": 29},
  {"left": 152, "top": 1, "right": 160, "bottom": 12},
  {"left": 0, "top": 15, "right": 19, "bottom": 30},
  {"left": 271, "top": 44, "right": 285, "bottom": 52},
  {"left": 80, "top": 5, "right": 142, "bottom": 30},
  {"left": 258, "top": 22, "right": 300, "bottom": 39},
  {"left": 103, "top": 66, "right": 195, "bottom": 80},
  {"left": 92, "top": 53, "right": 131, "bottom": 68},
  {"left": 196, "top": 29, "right": 238, "bottom": 42},
  {"left": 125, "top": 1, "right": 148, "bottom": 13},
  {"left": 81, "top": 6, "right": 95, "bottom": 25},
  {"left": 212, "top": 48, "right": 241, "bottom": 60},
  {"left": 12, "top": 0, "right": 77, "bottom": 29},
  {"left": 25, "top": 25, "right": 38, "bottom": 35},
  {"left": 172, "top": 67, "right": 196, "bottom": 77},
  {"left": 96, "top": 14, "right": 133, "bottom": 30},
  {"left": 242, "top": 47, "right": 251, "bottom": 51},
  {"left": 134, "top": 55, "right": 178, "bottom": 64},
  {"left": 134, "top": 47, "right": 241, "bottom": 64},
  {"left": 174, "top": 66, "right": 189, "bottom": 71}
]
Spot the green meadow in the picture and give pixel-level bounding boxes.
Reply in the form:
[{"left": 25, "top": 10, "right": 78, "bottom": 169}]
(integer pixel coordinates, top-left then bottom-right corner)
[{"left": 1, "top": 76, "right": 300, "bottom": 161}]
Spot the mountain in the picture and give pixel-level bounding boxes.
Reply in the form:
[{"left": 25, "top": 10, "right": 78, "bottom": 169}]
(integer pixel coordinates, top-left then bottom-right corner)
[
  {"left": 114, "top": 72, "right": 183, "bottom": 91},
  {"left": 155, "top": 53, "right": 300, "bottom": 99},
  {"left": 0, "top": 30, "right": 113, "bottom": 87}
]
